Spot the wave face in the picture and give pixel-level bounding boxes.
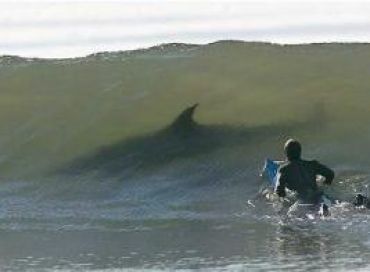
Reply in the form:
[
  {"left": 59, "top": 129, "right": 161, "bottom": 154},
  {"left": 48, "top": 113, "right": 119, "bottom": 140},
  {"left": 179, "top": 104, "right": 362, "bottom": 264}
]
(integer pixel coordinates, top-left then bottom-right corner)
[
  {"left": 1, "top": 41, "right": 370, "bottom": 178},
  {"left": 1, "top": 41, "right": 370, "bottom": 270},
  {"left": 1, "top": 41, "right": 370, "bottom": 211}
]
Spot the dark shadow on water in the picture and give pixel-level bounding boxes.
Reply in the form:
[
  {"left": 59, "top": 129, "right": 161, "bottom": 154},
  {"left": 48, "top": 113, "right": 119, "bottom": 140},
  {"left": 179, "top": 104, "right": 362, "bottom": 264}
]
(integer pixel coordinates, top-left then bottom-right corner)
[{"left": 58, "top": 103, "right": 327, "bottom": 179}]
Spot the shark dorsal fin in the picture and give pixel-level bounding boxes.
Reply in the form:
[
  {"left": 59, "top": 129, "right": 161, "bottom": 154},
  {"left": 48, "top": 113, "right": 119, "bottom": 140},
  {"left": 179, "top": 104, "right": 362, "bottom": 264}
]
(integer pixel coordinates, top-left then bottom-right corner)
[{"left": 170, "top": 103, "right": 199, "bottom": 133}]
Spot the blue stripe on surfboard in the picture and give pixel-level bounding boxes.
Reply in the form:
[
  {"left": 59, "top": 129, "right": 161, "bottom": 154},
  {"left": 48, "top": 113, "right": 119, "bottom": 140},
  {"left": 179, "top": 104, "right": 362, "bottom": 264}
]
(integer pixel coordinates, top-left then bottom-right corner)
[{"left": 263, "top": 159, "right": 280, "bottom": 187}]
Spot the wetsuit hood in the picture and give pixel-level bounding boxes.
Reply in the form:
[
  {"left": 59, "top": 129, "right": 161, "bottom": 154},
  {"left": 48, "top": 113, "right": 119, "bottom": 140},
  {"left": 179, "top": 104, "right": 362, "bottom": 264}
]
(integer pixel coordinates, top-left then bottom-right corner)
[{"left": 284, "top": 139, "right": 302, "bottom": 161}]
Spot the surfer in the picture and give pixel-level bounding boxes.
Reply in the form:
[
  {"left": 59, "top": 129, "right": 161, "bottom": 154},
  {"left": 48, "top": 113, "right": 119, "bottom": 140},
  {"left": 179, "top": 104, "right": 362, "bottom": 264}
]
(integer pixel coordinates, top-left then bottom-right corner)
[{"left": 275, "top": 139, "right": 334, "bottom": 216}]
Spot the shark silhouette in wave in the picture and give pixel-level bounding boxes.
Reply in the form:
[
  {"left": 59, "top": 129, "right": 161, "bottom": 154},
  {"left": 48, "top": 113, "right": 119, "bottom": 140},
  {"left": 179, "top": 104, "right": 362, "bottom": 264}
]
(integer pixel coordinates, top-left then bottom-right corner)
[{"left": 61, "top": 103, "right": 325, "bottom": 177}]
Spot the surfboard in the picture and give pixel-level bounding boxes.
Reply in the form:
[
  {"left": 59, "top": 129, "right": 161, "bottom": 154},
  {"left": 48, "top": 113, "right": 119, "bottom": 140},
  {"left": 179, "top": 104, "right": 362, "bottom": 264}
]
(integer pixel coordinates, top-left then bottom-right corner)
[{"left": 262, "top": 159, "right": 281, "bottom": 187}]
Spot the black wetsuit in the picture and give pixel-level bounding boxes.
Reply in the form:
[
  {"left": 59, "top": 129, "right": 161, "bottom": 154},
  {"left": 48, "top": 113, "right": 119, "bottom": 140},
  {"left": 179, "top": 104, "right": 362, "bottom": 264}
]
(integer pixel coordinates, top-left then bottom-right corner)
[{"left": 275, "top": 159, "right": 334, "bottom": 203}]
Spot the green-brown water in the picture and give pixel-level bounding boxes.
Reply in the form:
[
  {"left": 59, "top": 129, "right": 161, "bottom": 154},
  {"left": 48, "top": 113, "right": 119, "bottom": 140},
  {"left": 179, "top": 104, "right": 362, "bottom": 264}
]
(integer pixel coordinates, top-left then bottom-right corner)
[{"left": 0, "top": 41, "right": 370, "bottom": 271}]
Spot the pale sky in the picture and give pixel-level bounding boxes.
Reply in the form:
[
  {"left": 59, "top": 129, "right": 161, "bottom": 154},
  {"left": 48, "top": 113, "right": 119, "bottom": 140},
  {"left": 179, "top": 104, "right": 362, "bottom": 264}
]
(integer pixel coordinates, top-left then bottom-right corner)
[{"left": 1, "top": 0, "right": 370, "bottom": 58}]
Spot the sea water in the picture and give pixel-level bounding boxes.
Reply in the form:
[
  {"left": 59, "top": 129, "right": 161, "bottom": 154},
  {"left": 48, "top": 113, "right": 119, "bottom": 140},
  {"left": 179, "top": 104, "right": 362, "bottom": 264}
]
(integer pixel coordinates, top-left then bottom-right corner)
[{"left": 0, "top": 41, "right": 370, "bottom": 271}]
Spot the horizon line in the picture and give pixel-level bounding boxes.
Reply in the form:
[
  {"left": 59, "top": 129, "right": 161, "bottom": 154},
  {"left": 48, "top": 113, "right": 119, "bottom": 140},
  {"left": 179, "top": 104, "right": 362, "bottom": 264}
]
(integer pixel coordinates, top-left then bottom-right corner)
[{"left": 2, "top": 39, "right": 370, "bottom": 61}]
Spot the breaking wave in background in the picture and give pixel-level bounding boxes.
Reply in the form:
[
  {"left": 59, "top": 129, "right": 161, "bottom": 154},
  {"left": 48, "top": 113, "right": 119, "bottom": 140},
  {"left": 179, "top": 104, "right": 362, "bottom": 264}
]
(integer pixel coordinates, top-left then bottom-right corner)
[{"left": 1, "top": 41, "right": 370, "bottom": 271}]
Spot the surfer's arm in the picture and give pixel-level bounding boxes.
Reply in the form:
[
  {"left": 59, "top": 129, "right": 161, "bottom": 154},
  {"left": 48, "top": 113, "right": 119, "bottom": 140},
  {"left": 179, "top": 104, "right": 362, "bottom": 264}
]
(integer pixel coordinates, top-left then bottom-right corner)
[
  {"left": 275, "top": 169, "right": 287, "bottom": 197},
  {"left": 314, "top": 160, "right": 335, "bottom": 185}
]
